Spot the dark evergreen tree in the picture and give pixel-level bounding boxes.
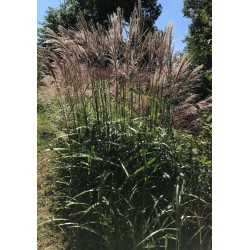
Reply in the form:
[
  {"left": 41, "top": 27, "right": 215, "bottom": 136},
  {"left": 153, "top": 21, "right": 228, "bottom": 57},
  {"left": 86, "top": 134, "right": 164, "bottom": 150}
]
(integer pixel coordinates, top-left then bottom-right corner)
[
  {"left": 183, "top": 0, "right": 212, "bottom": 96},
  {"left": 38, "top": 0, "right": 162, "bottom": 44}
]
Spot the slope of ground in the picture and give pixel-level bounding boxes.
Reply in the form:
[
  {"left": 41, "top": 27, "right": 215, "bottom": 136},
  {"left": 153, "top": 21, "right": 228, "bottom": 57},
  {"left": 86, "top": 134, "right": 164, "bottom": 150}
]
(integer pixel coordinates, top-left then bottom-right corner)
[{"left": 37, "top": 82, "right": 66, "bottom": 249}]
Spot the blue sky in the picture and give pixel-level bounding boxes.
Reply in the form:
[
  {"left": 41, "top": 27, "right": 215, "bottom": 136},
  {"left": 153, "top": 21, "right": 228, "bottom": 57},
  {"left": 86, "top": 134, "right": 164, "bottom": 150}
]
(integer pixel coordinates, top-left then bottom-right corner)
[
  {"left": 37, "top": 0, "right": 191, "bottom": 51},
  {"left": 156, "top": 0, "right": 191, "bottom": 51}
]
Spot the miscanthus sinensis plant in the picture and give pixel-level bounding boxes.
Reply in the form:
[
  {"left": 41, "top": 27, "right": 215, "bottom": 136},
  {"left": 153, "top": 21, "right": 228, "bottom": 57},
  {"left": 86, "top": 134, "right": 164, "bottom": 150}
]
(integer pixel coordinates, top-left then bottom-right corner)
[{"left": 38, "top": 2, "right": 211, "bottom": 249}]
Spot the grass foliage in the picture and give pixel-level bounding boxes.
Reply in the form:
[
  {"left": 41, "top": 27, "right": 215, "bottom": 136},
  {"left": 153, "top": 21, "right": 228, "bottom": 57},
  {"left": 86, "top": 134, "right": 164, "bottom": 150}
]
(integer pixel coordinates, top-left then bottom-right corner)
[{"left": 38, "top": 2, "right": 211, "bottom": 249}]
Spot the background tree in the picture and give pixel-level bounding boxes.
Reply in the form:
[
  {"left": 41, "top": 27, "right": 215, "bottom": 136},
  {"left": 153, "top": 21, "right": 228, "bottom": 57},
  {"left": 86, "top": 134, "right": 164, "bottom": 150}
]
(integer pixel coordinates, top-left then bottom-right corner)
[
  {"left": 38, "top": 0, "right": 162, "bottom": 44},
  {"left": 183, "top": 0, "right": 212, "bottom": 97}
]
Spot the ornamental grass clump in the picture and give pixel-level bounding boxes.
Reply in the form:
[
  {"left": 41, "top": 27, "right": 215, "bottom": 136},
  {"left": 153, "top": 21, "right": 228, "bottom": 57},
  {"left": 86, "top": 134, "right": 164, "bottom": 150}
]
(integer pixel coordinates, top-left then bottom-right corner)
[
  {"left": 38, "top": 2, "right": 211, "bottom": 249},
  {"left": 38, "top": 3, "right": 202, "bottom": 130}
]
